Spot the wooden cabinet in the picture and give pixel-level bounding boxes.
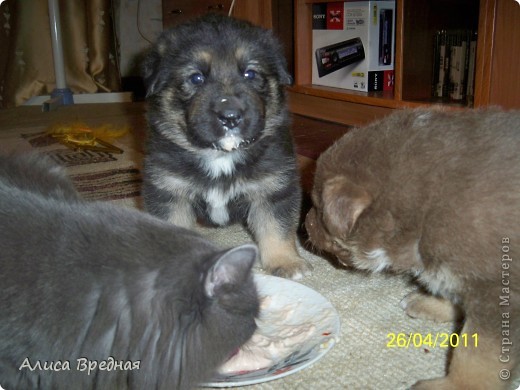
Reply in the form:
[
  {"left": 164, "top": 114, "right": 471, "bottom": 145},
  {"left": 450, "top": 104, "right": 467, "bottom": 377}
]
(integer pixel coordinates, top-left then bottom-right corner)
[
  {"left": 291, "top": 0, "right": 520, "bottom": 126},
  {"left": 162, "top": 1, "right": 233, "bottom": 28},
  {"left": 162, "top": 0, "right": 273, "bottom": 29},
  {"left": 475, "top": 0, "right": 520, "bottom": 108}
]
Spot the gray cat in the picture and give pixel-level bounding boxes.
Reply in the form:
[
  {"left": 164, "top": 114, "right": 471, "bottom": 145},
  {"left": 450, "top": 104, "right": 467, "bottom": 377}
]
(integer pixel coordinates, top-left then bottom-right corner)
[{"left": 0, "top": 153, "right": 259, "bottom": 390}]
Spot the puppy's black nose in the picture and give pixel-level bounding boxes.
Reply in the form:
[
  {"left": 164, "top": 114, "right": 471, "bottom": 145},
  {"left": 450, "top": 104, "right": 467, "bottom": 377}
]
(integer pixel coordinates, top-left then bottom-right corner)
[
  {"left": 214, "top": 97, "right": 243, "bottom": 129},
  {"left": 218, "top": 110, "right": 242, "bottom": 129}
]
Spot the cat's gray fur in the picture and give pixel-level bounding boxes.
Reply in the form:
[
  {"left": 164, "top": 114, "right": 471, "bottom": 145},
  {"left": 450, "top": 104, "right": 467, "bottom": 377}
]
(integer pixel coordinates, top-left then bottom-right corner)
[{"left": 0, "top": 153, "right": 259, "bottom": 390}]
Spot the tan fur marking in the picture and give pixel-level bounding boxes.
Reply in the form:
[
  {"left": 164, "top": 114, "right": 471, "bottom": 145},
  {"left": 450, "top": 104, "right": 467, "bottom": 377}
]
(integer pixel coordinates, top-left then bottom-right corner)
[
  {"left": 400, "top": 291, "right": 459, "bottom": 323},
  {"left": 194, "top": 50, "right": 212, "bottom": 64},
  {"left": 248, "top": 206, "right": 311, "bottom": 279}
]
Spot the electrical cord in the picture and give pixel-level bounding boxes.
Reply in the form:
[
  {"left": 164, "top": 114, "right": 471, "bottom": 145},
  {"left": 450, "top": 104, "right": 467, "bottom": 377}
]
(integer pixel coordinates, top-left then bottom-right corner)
[
  {"left": 136, "top": 0, "right": 154, "bottom": 44},
  {"left": 228, "top": 0, "right": 236, "bottom": 16}
]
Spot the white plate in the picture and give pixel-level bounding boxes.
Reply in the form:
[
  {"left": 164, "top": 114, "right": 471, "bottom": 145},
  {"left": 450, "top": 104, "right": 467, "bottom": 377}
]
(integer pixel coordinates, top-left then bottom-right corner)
[{"left": 203, "top": 274, "right": 340, "bottom": 387}]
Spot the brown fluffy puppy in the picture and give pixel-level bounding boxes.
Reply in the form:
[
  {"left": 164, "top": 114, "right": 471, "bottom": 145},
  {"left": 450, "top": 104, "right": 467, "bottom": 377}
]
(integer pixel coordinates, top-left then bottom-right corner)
[{"left": 306, "top": 108, "right": 519, "bottom": 389}]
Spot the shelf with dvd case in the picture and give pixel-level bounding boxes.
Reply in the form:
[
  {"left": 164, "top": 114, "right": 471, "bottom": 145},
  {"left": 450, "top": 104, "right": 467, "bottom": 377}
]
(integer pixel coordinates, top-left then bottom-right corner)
[
  {"left": 432, "top": 29, "right": 478, "bottom": 106},
  {"left": 290, "top": 0, "right": 520, "bottom": 126}
]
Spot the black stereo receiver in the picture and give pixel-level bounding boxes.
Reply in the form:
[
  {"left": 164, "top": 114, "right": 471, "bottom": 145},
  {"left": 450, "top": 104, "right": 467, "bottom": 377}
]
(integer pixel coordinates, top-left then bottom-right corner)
[{"left": 315, "top": 37, "right": 365, "bottom": 78}]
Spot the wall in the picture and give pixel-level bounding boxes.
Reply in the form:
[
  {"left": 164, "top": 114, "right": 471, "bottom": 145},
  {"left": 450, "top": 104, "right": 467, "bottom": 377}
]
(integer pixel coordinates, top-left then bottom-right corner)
[{"left": 115, "top": 0, "right": 162, "bottom": 77}]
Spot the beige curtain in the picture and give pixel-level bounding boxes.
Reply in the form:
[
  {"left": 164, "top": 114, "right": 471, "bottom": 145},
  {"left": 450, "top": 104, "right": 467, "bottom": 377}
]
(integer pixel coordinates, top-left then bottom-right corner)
[{"left": 0, "top": 0, "right": 120, "bottom": 108}]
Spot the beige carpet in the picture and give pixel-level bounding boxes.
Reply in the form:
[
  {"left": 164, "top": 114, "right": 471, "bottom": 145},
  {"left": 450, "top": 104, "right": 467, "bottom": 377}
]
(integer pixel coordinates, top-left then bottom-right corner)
[{"left": 0, "top": 103, "right": 454, "bottom": 389}]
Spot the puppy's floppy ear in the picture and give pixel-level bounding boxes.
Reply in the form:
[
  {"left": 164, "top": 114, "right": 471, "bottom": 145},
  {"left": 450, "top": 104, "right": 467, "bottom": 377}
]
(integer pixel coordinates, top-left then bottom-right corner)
[
  {"left": 141, "top": 41, "right": 169, "bottom": 97},
  {"left": 274, "top": 53, "right": 293, "bottom": 85},
  {"left": 321, "top": 176, "right": 372, "bottom": 238},
  {"left": 265, "top": 31, "right": 293, "bottom": 86}
]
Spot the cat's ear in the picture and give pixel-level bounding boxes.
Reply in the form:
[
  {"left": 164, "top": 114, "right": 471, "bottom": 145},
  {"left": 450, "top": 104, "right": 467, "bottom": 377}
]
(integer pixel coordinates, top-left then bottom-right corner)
[
  {"left": 322, "top": 175, "right": 372, "bottom": 238},
  {"left": 204, "top": 244, "right": 258, "bottom": 298}
]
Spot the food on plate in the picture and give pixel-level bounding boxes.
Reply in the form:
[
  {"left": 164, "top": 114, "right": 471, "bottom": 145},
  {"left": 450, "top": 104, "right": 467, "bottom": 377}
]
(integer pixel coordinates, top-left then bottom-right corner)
[{"left": 219, "top": 295, "right": 337, "bottom": 374}]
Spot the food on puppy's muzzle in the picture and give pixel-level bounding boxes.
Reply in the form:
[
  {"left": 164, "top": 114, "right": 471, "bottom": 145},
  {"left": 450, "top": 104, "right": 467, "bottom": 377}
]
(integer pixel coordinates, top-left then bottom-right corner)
[{"left": 212, "top": 96, "right": 255, "bottom": 152}]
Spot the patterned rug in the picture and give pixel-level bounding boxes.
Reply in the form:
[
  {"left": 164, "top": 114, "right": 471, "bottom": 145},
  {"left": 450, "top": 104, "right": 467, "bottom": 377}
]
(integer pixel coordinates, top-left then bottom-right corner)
[
  {"left": 20, "top": 130, "right": 143, "bottom": 202},
  {"left": 0, "top": 103, "right": 147, "bottom": 209}
]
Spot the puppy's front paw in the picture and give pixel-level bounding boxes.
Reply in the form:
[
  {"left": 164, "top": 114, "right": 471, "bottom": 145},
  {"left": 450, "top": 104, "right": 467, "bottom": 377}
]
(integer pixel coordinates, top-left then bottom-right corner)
[
  {"left": 256, "top": 231, "right": 313, "bottom": 280},
  {"left": 264, "top": 255, "right": 313, "bottom": 280},
  {"left": 400, "top": 291, "right": 458, "bottom": 323}
]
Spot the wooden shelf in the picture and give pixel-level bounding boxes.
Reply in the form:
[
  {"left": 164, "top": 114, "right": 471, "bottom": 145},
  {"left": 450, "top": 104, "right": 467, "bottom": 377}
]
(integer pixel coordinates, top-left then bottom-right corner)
[
  {"left": 291, "top": 85, "right": 397, "bottom": 108},
  {"left": 291, "top": 0, "right": 520, "bottom": 126}
]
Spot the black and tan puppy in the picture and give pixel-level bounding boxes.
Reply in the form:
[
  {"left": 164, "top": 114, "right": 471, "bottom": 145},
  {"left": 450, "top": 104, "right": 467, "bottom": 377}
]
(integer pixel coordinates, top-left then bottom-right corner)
[
  {"left": 141, "top": 14, "right": 310, "bottom": 279},
  {"left": 306, "top": 108, "right": 519, "bottom": 389}
]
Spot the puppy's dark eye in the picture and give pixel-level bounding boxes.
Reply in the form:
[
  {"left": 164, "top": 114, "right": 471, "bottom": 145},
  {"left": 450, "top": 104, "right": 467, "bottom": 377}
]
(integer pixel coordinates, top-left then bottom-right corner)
[
  {"left": 189, "top": 73, "right": 205, "bottom": 85},
  {"left": 243, "top": 69, "right": 256, "bottom": 80}
]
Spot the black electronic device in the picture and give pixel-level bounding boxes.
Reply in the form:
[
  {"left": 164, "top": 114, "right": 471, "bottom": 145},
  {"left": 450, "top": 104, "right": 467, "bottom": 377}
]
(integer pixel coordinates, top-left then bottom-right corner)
[
  {"left": 378, "top": 9, "right": 393, "bottom": 65},
  {"left": 315, "top": 37, "right": 365, "bottom": 78}
]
